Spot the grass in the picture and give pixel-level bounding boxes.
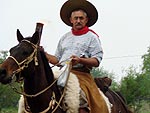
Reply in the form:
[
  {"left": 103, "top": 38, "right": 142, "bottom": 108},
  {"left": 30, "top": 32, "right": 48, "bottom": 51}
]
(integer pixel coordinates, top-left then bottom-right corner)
[{"left": 0, "top": 107, "right": 18, "bottom": 113}]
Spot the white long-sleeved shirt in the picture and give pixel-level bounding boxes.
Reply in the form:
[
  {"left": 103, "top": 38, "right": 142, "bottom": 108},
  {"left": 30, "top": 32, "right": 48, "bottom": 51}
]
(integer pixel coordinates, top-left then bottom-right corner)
[{"left": 55, "top": 31, "right": 103, "bottom": 66}]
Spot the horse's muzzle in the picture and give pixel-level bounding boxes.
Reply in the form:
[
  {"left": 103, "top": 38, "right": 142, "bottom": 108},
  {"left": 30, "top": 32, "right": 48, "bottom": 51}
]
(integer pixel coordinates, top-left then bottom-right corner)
[{"left": 0, "top": 68, "right": 12, "bottom": 84}]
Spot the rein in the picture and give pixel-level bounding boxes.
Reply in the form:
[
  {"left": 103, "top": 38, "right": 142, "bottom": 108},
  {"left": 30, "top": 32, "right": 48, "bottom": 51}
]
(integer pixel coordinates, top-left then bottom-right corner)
[{"left": 9, "top": 78, "right": 58, "bottom": 98}]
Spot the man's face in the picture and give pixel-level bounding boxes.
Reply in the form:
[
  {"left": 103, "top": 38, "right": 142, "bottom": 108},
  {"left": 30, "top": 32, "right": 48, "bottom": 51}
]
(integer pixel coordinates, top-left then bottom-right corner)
[{"left": 70, "top": 10, "right": 88, "bottom": 30}]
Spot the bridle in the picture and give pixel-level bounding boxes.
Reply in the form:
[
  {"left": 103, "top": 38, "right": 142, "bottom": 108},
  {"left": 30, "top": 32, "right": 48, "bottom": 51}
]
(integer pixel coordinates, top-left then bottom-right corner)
[
  {"left": 8, "top": 40, "right": 64, "bottom": 113},
  {"left": 8, "top": 40, "right": 38, "bottom": 78}
]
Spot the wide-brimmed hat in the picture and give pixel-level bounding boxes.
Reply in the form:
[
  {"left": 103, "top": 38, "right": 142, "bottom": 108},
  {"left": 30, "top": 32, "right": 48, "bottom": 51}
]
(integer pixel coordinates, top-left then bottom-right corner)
[{"left": 60, "top": 0, "right": 98, "bottom": 27}]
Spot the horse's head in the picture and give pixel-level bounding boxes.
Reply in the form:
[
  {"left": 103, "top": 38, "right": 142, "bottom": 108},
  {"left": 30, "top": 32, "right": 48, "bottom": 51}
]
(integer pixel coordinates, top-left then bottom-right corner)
[
  {"left": 0, "top": 29, "right": 40, "bottom": 84},
  {"left": 94, "top": 77, "right": 112, "bottom": 93}
]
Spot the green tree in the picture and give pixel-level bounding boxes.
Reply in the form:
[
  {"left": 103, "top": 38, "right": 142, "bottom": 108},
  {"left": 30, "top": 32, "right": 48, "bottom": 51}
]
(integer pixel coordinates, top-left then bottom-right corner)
[
  {"left": 119, "top": 46, "right": 150, "bottom": 112},
  {"left": 142, "top": 47, "right": 150, "bottom": 99},
  {"left": 139, "top": 47, "right": 150, "bottom": 103},
  {"left": 141, "top": 46, "right": 150, "bottom": 98},
  {"left": 0, "top": 50, "right": 8, "bottom": 63},
  {"left": 142, "top": 46, "right": 150, "bottom": 74},
  {"left": 0, "top": 51, "right": 20, "bottom": 111},
  {"left": 91, "top": 67, "right": 119, "bottom": 90},
  {"left": 91, "top": 67, "right": 114, "bottom": 78},
  {"left": 120, "top": 66, "right": 140, "bottom": 104}
]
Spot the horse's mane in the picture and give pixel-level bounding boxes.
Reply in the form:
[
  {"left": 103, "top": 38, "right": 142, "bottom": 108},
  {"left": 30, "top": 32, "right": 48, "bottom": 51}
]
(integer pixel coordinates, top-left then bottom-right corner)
[
  {"left": 39, "top": 49, "right": 54, "bottom": 85},
  {"left": 39, "top": 49, "right": 61, "bottom": 97}
]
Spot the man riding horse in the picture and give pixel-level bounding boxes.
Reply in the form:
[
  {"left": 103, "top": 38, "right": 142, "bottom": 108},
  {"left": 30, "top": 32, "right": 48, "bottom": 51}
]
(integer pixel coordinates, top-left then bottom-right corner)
[
  {"left": 16, "top": 0, "right": 110, "bottom": 113},
  {"left": 44, "top": 0, "right": 110, "bottom": 113}
]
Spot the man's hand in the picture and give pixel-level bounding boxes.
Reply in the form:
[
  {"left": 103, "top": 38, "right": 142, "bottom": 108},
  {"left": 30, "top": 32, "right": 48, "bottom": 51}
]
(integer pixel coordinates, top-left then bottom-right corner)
[
  {"left": 71, "top": 55, "right": 99, "bottom": 67},
  {"left": 71, "top": 55, "right": 81, "bottom": 66}
]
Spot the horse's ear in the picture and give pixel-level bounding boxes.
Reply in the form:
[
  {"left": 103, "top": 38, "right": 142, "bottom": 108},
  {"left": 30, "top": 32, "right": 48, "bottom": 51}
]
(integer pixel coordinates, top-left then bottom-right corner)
[
  {"left": 17, "top": 29, "right": 24, "bottom": 42},
  {"left": 31, "top": 31, "right": 39, "bottom": 45}
]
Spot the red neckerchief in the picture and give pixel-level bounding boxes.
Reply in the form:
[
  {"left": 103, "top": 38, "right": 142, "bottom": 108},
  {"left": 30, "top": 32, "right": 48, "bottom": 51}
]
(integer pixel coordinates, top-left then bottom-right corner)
[{"left": 72, "top": 26, "right": 99, "bottom": 37}]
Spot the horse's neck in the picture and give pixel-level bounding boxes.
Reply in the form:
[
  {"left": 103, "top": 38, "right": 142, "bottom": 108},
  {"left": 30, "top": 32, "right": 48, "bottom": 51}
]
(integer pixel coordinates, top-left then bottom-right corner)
[
  {"left": 23, "top": 56, "right": 55, "bottom": 112},
  {"left": 24, "top": 58, "right": 49, "bottom": 92},
  {"left": 24, "top": 51, "right": 48, "bottom": 87}
]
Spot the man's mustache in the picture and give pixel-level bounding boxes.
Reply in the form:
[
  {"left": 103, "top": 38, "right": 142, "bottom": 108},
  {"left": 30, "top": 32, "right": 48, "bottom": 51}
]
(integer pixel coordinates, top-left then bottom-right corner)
[{"left": 75, "top": 23, "right": 82, "bottom": 26}]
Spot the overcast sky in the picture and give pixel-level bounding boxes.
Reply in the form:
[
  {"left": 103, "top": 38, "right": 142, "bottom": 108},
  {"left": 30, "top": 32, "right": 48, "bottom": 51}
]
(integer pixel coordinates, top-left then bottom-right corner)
[{"left": 1, "top": 0, "right": 150, "bottom": 81}]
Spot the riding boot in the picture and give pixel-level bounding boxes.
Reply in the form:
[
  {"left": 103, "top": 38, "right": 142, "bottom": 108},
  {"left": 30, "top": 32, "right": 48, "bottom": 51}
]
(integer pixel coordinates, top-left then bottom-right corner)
[{"left": 79, "top": 108, "right": 89, "bottom": 113}]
